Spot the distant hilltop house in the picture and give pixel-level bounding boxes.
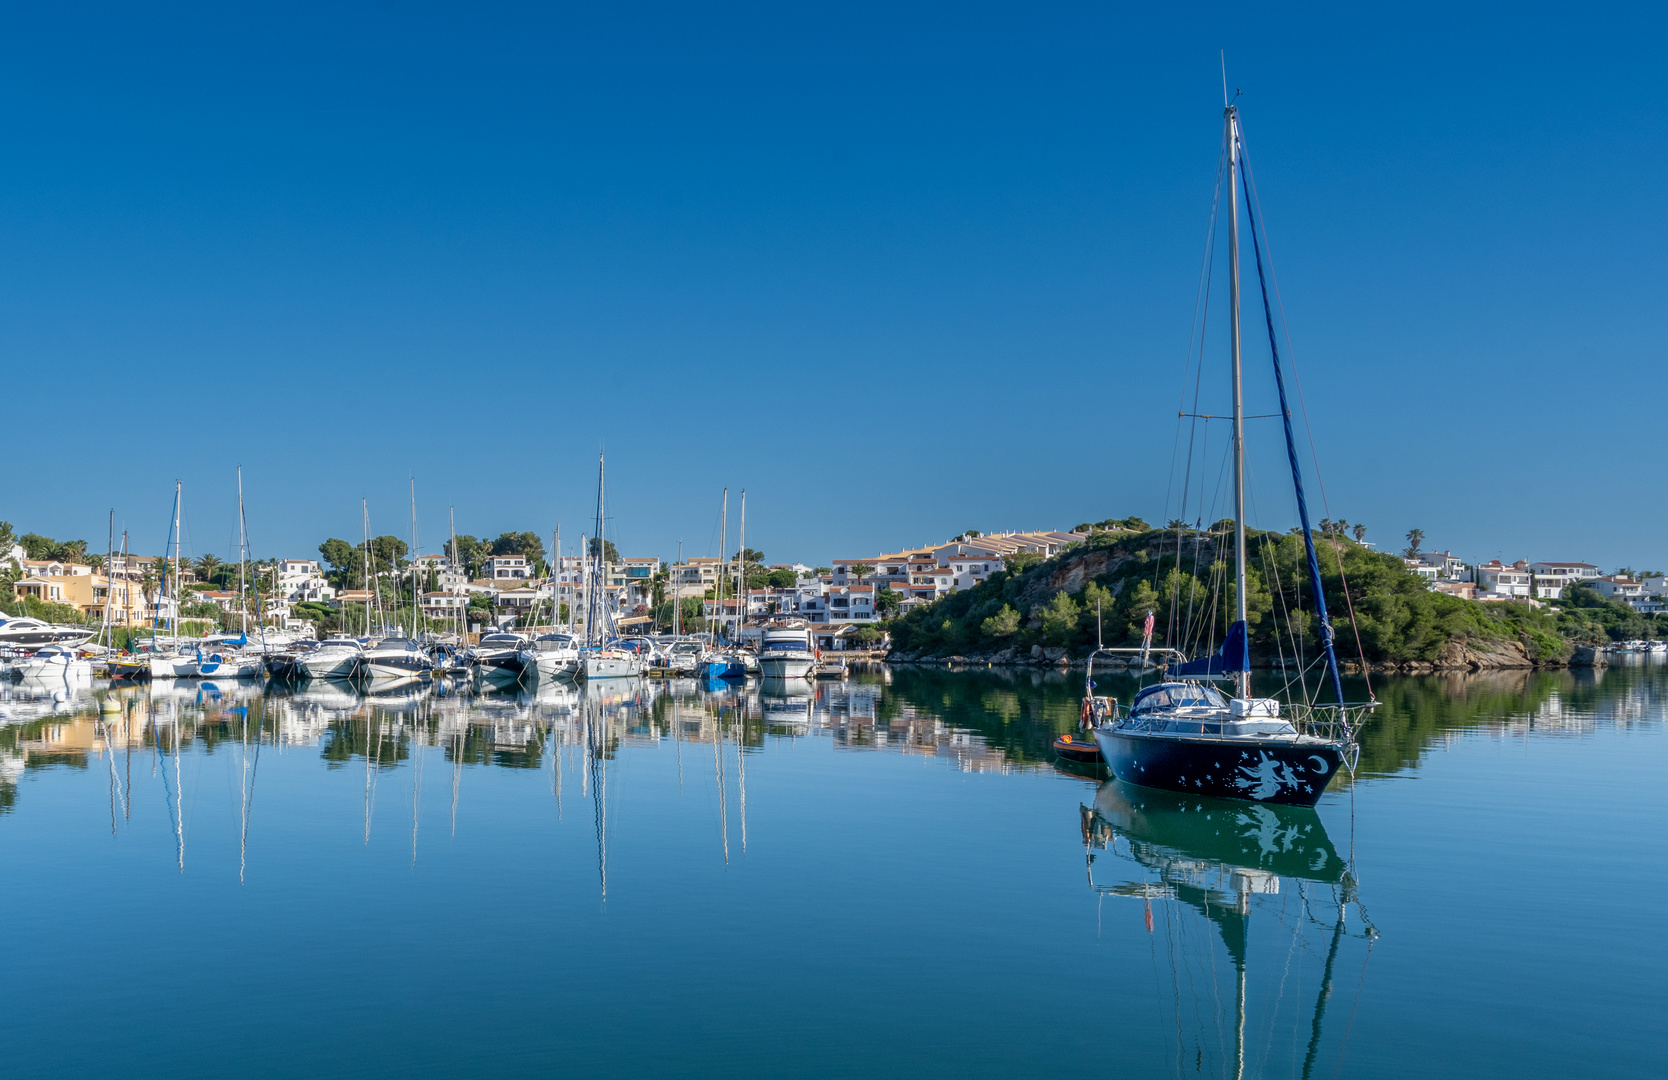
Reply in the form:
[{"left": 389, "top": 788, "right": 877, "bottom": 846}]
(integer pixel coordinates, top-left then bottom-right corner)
[{"left": 832, "top": 530, "right": 1082, "bottom": 598}]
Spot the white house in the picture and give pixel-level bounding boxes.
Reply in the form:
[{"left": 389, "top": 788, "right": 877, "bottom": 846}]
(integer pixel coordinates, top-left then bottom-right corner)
[
  {"left": 826, "top": 584, "right": 877, "bottom": 623},
  {"left": 277, "top": 559, "right": 336, "bottom": 604},
  {"left": 1475, "top": 560, "right": 1532, "bottom": 600},
  {"left": 1526, "top": 562, "right": 1600, "bottom": 601},
  {"left": 1405, "top": 559, "right": 1440, "bottom": 584},
  {"left": 484, "top": 555, "right": 530, "bottom": 581},
  {"left": 1591, "top": 576, "right": 1646, "bottom": 603}
]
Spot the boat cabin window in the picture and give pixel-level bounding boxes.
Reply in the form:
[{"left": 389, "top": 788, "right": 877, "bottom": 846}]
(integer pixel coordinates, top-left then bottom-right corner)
[{"left": 1130, "top": 683, "right": 1227, "bottom": 714}]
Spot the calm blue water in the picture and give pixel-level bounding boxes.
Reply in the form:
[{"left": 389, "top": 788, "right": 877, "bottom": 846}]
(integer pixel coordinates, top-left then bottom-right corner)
[{"left": 1, "top": 664, "right": 1663, "bottom": 1079}]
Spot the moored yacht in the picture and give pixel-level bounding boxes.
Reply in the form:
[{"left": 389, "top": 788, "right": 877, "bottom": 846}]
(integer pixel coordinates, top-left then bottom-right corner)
[
  {"left": 1090, "top": 99, "right": 1372, "bottom": 807},
  {"left": 581, "top": 645, "right": 644, "bottom": 681},
  {"left": 758, "top": 625, "right": 816, "bottom": 679},
  {"left": 0, "top": 615, "right": 96, "bottom": 649},
  {"left": 1092, "top": 681, "right": 1346, "bottom": 807},
  {"left": 14, "top": 644, "right": 94, "bottom": 682},
  {"left": 362, "top": 637, "right": 434, "bottom": 684},
  {"left": 296, "top": 636, "right": 365, "bottom": 680},
  {"left": 148, "top": 651, "right": 202, "bottom": 679},
  {"left": 661, "top": 638, "right": 703, "bottom": 674},
  {"left": 472, "top": 632, "right": 528, "bottom": 684},
  {"left": 518, "top": 633, "right": 580, "bottom": 681},
  {"left": 696, "top": 650, "right": 746, "bottom": 680}
]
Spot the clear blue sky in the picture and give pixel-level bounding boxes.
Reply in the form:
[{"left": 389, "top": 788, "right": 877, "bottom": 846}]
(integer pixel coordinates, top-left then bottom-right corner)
[{"left": 4, "top": 3, "right": 1664, "bottom": 570}]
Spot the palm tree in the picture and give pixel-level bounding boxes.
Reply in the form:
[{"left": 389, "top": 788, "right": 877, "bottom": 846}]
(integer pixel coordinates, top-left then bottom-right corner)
[
  {"left": 1353, "top": 524, "right": 1367, "bottom": 543},
  {"left": 1166, "top": 519, "right": 1188, "bottom": 532},
  {"left": 196, "top": 553, "right": 222, "bottom": 585},
  {"left": 1405, "top": 528, "right": 1424, "bottom": 554},
  {"left": 850, "top": 562, "right": 875, "bottom": 586}
]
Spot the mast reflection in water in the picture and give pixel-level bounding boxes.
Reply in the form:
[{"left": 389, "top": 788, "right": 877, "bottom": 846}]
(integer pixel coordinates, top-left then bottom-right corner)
[
  {"left": 1, "top": 663, "right": 1664, "bottom": 1080},
  {"left": 1083, "top": 781, "right": 1376, "bottom": 1080}
]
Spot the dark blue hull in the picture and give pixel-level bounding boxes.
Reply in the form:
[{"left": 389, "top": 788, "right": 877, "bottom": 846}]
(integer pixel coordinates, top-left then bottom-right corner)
[{"left": 1094, "top": 727, "right": 1342, "bottom": 807}]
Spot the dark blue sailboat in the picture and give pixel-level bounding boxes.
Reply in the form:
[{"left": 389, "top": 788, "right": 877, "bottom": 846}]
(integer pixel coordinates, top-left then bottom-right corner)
[{"left": 1092, "top": 100, "right": 1372, "bottom": 808}]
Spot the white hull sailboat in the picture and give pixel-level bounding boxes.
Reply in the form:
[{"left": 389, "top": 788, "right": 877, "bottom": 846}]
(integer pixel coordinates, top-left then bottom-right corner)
[{"left": 576, "top": 453, "right": 644, "bottom": 682}]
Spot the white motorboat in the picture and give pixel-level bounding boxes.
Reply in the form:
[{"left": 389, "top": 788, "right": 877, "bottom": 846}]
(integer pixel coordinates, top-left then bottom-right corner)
[
  {"left": 580, "top": 648, "right": 644, "bottom": 680},
  {"left": 758, "top": 626, "right": 816, "bottom": 679},
  {"left": 148, "top": 651, "right": 202, "bottom": 679},
  {"left": 472, "top": 632, "right": 529, "bottom": 684},
  {"left": 518, "top": 633, "right": 581, "bottom": 681},
  {"left": 296, "top": 637, "right": 365, "bottom": 679},
  {"left": 15, "top": 644, "right": 93, "bottom": 682},
  {"left": 661, "top": 638, "right": 703, "bottom": 674},
  {"left": 362, "top": 637, "right": 434, "bottom": 684},
  {"left": 0, "top": 615, "right": 96, "bottom": 649}
]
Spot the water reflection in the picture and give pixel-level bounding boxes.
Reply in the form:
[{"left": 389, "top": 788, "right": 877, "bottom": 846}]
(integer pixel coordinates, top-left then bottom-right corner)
[
  {"left": 4, "top": 661, "right": 1665, "bottom": 859},
  {"left": 1082, "top": 781, "right": 1376, "bottom": 1080}
]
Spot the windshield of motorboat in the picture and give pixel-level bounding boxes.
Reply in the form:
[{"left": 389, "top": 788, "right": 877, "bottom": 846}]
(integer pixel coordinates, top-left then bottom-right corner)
[
  {"left": 534, "top": 635, "right": 575, "bottom": 647},
  {"left": 670, "top": 641, "right": 702, "bottom": 654},
  {"left": 1129, "top": 682, "right": 1228, "bottom": 714},
  {"left": 480, "top": 634, "right": 522, "bottom": 645},
  {"left": 375, "top": 638, "right": 417, "bottom": 651},
  {"left": 319, "top": 638, "right": 361, "bottom": 649}
]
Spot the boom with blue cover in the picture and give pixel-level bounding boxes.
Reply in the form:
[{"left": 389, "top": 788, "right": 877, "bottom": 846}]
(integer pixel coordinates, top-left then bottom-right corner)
[{"left": 1171, "top": 620, "right": 1248, "bottom": 678}]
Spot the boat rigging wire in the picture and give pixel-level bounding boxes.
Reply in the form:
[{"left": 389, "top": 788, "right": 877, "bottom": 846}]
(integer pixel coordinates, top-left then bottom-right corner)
[
  {"left": 1235, "top": 125, "right": 1376, "bottom": 701},
  {"left": 1232, "top": 117, "right": 1343, "bottom": 704}
]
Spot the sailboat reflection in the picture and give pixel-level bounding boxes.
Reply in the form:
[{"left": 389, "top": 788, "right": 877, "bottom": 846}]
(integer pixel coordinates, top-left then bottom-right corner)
[{"left": 1083, "top": 781, "right": 1376, "bottom": 1080}]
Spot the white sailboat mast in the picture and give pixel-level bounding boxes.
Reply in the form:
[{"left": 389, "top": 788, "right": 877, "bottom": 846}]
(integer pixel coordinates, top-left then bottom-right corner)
[
  {"left": 101, "top": 510, "right": 114, "bottom": 647},
  {"left": 237, "top": 466, "right": 249, "bottom": 637},
  {"left": 409, "top": 478, "right": 419, "bottom": 639},
  {"left": 1227, "top": 103, "right": 1249, "bottom": 699},
  {"left": 172, "top": 481, "right": 182, "bottom": 640},
  {"left": 719, "top": 488, "right": 728, "bottom": 641},
  {"left": 736, "top": 490, "right": 746, "bottom": 639},
  {"left": 361, "top": 499, "right": 375, "bottom": 637}
]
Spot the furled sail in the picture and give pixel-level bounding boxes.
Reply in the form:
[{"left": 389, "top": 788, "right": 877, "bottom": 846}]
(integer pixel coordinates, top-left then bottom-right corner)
[{"left": 1170, "top": 620, "right": 1248, "bottom": 677}]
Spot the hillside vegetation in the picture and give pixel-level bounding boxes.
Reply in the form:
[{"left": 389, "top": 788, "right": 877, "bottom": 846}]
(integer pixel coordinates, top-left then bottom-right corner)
[{"left": 888, "top": 527, "right": 1582, "bottom": 670}]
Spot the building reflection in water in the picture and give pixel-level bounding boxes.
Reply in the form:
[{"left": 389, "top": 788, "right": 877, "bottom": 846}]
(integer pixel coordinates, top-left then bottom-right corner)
[{"left": 3, "top": 661, "right": 1666, "bottom": 894}]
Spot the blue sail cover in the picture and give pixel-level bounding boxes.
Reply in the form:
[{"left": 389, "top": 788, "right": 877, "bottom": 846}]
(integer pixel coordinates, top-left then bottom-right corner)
[{"left": 1171, "top": 621, "right": 1248, "bottom": 677}]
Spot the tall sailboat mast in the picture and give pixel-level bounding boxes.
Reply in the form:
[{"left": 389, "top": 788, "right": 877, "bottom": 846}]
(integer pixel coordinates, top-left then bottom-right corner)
[
  {"left": 736, "top": 490, "right": 746, "bottom": 640},
  {"left": 361, "top": 499, "right": 375, "bottom": 637},
  {"left": 718, "top": 488, "right": 728, "bottom": 642},
  {"left": 1226, "top": 102, "right": 1249, "bottom": 701},
  {"left": 449, "top": 506, "right": 459, "bottom": 640},
  {"left": 171, "top": 481, "right": 182, "bottom": 640},
  {"left": 100, "top": 510, "right": 114, "bottom": 647},
  {"left": 237, "top": 466, "right": 249, "bottom": 637},
  {"left": 586, "top": 453, "right": 606, "bottom": 648},
  {"left": 409, "top": 478, "right": 419, "bottom": 639}
]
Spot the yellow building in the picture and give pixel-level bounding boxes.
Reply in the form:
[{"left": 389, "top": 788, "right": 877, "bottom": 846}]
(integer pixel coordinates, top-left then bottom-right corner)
[{"left": 12, "top": 560, "right": 149, "bottom": 627}]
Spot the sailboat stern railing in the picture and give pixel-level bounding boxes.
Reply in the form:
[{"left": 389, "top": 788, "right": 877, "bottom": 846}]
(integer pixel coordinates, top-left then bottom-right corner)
[{"left": 1280, "top": 701, "right": 1377, "bottom": 746}]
